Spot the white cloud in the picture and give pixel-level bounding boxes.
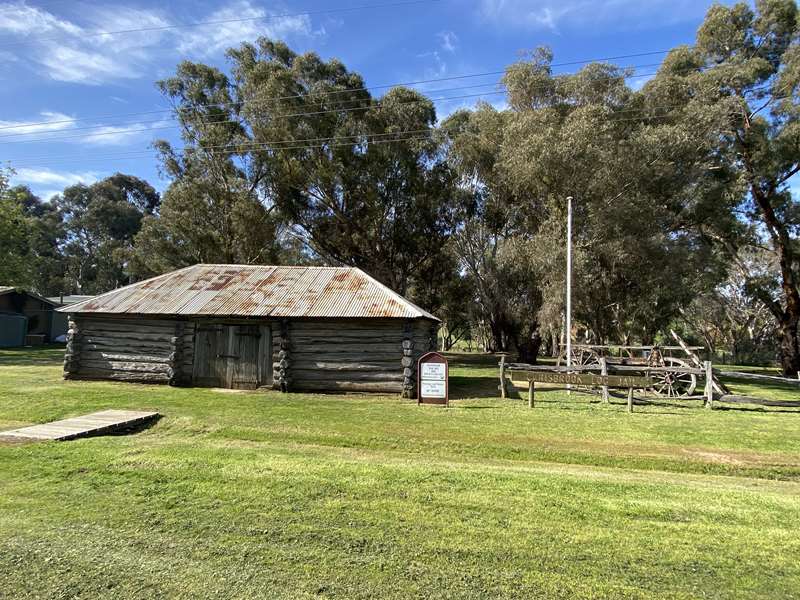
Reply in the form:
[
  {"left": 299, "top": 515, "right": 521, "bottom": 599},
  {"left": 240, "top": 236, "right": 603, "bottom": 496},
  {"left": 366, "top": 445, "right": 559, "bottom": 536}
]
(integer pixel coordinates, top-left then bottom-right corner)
[
  {"left": 13, "top": 168, "right": 99, "bottom": 188},
  {"left": 175, "top": 0, "right": 315, "bottom": 57},
  {"left": 39, "top": 46, "right": 126, "bottom": 84},
  {"left": 0, "top": 1, "right": 320, "bottom": 85},
  {"left": 0, "top": 3, "right": 169, "bottom": 84},
  {"left": 438, "top": 30, "right": 458, "bottom": 53},
  {"left": 477, "top": 0, "right": 712, "bottom": 32},
  {"left": 0, "top": 111, "right": 75, "bottom": 135},
  {"left": 81, "top": 120, "right": 171, "bottom": 146},
  {"left": 0, "top": 3, "right": 81, "bottom": 36}
]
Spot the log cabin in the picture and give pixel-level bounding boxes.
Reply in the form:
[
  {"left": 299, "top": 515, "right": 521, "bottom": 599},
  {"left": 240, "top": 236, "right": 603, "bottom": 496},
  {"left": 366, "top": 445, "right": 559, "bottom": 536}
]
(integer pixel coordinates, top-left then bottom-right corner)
[{"left": 58, "top": 264, "right": 439, "bottom": 396}]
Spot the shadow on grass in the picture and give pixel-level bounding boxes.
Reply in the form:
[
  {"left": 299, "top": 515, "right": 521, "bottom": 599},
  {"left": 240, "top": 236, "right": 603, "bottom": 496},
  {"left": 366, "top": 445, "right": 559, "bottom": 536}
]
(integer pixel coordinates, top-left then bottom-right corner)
[
  {"left": 449, "top": 375, "right": 512, "bottom": 400},
  {"left": 0, "top": 345, "right": 64, "bottom": 366},
  {"left": 104, "top": 414, "right": 162, "bottom": 438}
]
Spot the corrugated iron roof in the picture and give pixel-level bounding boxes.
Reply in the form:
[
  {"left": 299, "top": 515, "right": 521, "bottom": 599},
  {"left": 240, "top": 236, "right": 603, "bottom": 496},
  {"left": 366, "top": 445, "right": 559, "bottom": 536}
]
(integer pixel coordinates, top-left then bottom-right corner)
[
  {"left": 47, "top": 295, "right": 95, "bottom": 306},
  {"left": 59, "top": 264, "right": 439, "bottom": 321}
]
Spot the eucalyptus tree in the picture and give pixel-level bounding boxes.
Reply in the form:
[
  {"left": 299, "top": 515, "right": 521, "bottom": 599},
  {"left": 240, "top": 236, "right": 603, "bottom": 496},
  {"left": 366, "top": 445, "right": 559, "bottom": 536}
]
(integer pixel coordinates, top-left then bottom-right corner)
[
  {"left": 5, "top": 185, "right": 65, "bottom": 295},
  {"left": 644, "top": 0, "right": 800, "bottom": 375},
  {"left": 0, "top": 167, "right": 33, "bottom": 288},
  {"left": 442, "top": 104, "right": 545, "bottom": 358},
  {"left": 56, "top": 174, "right": 159, "bottom": 294},
  {"left": 496, "top": 49, "right": 713, "bottom": 347},
  {"left": 146, "top": 39, "right": 459, "bottom": 300}
]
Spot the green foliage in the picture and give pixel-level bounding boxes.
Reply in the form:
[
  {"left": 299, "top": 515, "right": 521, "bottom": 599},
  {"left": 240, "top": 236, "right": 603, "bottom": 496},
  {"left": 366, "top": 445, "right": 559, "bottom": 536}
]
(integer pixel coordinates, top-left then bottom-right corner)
[
  {"left": 0, "top": 193, "right": 33, "bottom": 288},
  {"left": 0, "top": 168, "right": 63, "bottom": 292},
  {"left": 645, "top": 0, "right": 800, "bottom": 374},
  {"left": 55, "top": 174, "right": 160, "bottom": 294},
  {"left": 145, "top": 40, "right": 460, "bottom": 301}
]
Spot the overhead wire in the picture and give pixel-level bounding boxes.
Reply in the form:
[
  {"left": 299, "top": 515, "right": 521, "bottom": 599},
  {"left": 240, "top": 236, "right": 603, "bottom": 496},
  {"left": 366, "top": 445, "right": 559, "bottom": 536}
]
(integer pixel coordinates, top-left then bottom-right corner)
[
  {"left": 0, "top": 0, "right": 444, "bottom": 48},
  {"left": 1, "top": 60, "right": 713, "bottom": 147},
  {"left": 0, "top": 51, "right": 679, "bottom": 132}
]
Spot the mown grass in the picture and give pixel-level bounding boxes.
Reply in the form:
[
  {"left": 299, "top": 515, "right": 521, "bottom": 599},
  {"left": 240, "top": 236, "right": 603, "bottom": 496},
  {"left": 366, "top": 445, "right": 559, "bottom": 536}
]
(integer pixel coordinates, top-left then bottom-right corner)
[{"left": 1, "top": 347, "right": 799, "bottom": 599}]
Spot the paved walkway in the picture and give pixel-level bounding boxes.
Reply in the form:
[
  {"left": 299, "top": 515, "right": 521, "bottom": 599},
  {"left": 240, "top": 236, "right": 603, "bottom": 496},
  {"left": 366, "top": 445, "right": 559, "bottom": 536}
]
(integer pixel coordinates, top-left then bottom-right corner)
[{"left": 0, "top": 410, "right": 159, "bottom": 442}]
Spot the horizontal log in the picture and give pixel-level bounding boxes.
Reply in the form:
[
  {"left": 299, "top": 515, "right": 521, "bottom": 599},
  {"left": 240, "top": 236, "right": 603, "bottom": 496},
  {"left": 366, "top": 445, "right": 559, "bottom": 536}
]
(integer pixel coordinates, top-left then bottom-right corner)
[
  {"left": 79, "top": 351, "right": 172, "bottom": 364},
  {"left": 291, "top": 346, "right": 402, "bottom": 356},
  {"left": 69, "top": 370, "right": 170, "bottom": 383},
  {"left": 79, "top": 359, "right": 172, "bottom": 373},
  {"left": 717, "top": 394, "right": 800, "bottom": 407},
  {"left": 610, "top": 365, "right": 704, "bottom": 375},
  {"left": 506, "top": 363, "right": 703, "bottom": 375},
  {"left": 291, "top": 380, "right": 403, "bottom": 392},
  {"left": 75, "top": 318, "right": 180, "bottom": 333},
  {"left": 291, "top": 361, "right": 402, "bottom": 371},
  {"left": 507, "top": 363, "right": 602, "bottom": 372},
  {"left": 290, "top": 321, "right": 405, "bottom": 331},
  {"left": 290, "top": 348, "right": 403, "bottom": 363},
  {"left": 78, "top": 339, "right": 173, "bottom": 354},
  {"left": 716, "top": 370, "right": 800, "bottom": 387},
  {"left": 288, "top": 335, "right": 403, "bottom": 343},
  {"left": 289, "top": 326, "right": 404, "bottom": 339},
  {"left": 290, "top": 369, "right": 404, "bottom": 381},
  {"left": 79, "top": 329, "right": 176, "bottom": 343}
]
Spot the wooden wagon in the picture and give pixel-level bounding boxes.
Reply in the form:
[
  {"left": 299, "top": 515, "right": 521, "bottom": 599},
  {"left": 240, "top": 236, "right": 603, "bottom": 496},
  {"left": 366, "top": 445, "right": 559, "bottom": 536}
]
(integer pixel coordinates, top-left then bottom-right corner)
[{"left": 557, "top": 331, "right": 727, "bottom": 398}]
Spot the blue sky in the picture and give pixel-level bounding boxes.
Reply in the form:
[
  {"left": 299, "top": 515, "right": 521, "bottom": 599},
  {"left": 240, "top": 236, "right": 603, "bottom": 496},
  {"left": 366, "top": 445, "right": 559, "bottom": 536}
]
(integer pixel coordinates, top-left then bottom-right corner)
[{"left": 0, "top": 0, "right": 745, "bottom": 200}]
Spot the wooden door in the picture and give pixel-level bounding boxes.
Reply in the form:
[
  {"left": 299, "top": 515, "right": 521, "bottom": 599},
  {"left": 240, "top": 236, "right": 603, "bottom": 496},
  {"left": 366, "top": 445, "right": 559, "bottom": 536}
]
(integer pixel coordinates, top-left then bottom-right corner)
[
  {"left": 193, "top": 324, "right": 229, "bottom": 387},
  {"left": 193, "top": 323, "right": 267, "bottom": 389},
  {"left": 229, "top": 325, "right": 260, "bottom": 389}
]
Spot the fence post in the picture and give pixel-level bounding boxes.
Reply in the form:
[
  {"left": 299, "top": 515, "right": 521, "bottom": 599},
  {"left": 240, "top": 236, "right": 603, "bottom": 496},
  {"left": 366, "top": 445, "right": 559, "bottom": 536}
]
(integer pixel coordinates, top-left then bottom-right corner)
[
  {"left": 528, "top": 380, "right": 534, "bottom": 409},
  {"left": 600, "top": 357, "right": 609, "bottom": 403},
  {"left": 499, "top": 354, "right": 507, "bottom": 399},
  {"left": 704, "top": 360, "right": 713, "bottom": 409},
  {"left": 627, "top": 388, "right": 633, "bottom": 413}
]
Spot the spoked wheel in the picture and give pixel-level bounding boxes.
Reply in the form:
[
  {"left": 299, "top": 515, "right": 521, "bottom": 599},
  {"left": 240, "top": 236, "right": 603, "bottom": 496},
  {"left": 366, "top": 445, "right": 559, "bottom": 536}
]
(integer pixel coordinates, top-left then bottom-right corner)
[
  {"left": 651, "top": 357, "right": 697, "bottom": 398},
  {"left": 571, "top": 347, "right": 601, "bottom": 369}
]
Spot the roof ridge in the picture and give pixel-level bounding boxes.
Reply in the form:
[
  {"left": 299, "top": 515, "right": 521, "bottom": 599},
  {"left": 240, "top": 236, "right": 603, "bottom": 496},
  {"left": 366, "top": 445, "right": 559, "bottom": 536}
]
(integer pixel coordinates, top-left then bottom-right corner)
[
  {"left": 196, "top": 264, "right": 352, "bottom": 269},
  {"left": 57, "top": 264, "right": 198, "bottom": 314},
  {"left": 351, "top": 268, "right": 438, "bottom": 321},
  {"left": 60, "top": 263, "right": 440, "bottom": 321}
]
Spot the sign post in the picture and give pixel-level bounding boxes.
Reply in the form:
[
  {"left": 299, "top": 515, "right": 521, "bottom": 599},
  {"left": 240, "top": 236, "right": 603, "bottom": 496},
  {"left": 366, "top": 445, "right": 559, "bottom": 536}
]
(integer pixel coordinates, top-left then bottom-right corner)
[{"left": 417, "top": 352, "right": 449, "bottom": 406}]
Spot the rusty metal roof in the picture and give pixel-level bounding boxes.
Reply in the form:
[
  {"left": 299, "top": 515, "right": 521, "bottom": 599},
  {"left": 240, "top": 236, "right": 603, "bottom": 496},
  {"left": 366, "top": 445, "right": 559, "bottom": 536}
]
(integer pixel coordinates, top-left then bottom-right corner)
[{"left": 59, "top": 264, "right": 439, "bottom": 321}]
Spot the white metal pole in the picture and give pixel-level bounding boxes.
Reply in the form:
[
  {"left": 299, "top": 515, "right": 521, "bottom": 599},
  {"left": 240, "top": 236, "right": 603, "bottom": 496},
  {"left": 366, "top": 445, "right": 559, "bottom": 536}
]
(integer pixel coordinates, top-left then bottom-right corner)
[{"left": 566, "top": 196, "right": 573, "bottom": 371}]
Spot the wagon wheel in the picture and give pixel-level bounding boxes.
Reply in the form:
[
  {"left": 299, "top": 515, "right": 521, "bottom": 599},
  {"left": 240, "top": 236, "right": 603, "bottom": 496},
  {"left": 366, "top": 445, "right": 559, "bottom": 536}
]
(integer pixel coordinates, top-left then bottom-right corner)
[
  {"left": 557, "top": 347, "right": 601, "bottom": 368},
  {"left": 651, "top": 357, "right": 697, "bottom": 398},
  {"left": 571, "top": 347, "right": 601, "bottom": 369}
]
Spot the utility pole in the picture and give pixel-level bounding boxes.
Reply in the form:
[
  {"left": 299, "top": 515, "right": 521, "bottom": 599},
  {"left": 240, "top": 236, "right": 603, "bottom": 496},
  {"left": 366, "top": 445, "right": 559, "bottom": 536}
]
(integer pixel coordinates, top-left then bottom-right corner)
[{"left": 566, "top": 196, "right": 573, "bottom": 371}]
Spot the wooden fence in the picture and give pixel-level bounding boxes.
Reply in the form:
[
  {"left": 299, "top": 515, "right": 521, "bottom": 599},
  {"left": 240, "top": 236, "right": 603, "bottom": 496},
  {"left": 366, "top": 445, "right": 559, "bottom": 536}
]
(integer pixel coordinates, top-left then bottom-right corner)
[{"left": 498, "top": 356, "right": 800, "bottom": 411}]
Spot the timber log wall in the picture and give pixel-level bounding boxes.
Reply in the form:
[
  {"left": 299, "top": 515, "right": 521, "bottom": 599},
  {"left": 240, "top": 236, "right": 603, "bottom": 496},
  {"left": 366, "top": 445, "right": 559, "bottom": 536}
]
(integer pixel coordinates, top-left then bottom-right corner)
[
  {"left": 64, "top": 316, "right": 194, "bottom": 385},
  {"left": 64, "top": 315, "right": 437, "bottom": 394},
  {"left": 272, "top": 319, "right": 437, "bottom": 394}
]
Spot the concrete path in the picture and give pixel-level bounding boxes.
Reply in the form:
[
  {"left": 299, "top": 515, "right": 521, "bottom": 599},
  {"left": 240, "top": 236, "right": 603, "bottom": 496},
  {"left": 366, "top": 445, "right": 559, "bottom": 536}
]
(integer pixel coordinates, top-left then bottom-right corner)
[{"left": 0, "top": 410, "right": 159, "bottom": 442}]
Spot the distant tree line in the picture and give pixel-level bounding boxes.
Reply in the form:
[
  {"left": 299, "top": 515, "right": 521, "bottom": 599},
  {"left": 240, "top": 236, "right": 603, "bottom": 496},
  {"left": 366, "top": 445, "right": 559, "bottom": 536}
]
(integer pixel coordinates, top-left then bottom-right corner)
[{"left": 1, "top": 1, "right": 798, "bottom": 374}]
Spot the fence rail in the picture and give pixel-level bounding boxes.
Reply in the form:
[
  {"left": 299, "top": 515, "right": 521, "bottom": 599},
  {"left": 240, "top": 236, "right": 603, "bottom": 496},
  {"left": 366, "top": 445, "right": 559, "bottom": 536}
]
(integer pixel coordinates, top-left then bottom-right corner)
[{"left": 499, "top": 357, "right": 800, "bottom": 412}]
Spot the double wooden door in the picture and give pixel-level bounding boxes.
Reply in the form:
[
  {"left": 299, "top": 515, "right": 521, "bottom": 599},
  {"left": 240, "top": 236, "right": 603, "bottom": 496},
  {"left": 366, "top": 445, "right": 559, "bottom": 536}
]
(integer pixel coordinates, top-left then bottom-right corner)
[{"left": 193, "top": 323, "right": 271, "bottom": 389}]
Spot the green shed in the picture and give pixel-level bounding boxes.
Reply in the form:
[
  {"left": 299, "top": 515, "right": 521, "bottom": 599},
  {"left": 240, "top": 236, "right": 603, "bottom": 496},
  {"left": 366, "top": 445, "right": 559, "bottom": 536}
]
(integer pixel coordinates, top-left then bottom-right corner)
[{"left": 0, "top": 313, "right": 28, "bottom": 347}]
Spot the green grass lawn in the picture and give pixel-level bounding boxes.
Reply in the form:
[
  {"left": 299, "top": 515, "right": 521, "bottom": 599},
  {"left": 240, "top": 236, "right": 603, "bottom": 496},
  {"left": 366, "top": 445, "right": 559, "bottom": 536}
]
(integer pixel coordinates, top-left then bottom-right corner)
[{"left": 1, "top": 347, "right": 799, "bottom": 599}]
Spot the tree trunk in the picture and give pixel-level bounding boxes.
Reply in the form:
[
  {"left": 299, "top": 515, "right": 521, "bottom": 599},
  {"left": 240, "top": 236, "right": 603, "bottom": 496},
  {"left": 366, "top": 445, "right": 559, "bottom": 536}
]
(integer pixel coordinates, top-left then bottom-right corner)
[
  {"left": 778, "top": 313, "right": 800, "bottom": 378},
  {"left": 514, "top": 330, "right": 541, "bottom": 364}
]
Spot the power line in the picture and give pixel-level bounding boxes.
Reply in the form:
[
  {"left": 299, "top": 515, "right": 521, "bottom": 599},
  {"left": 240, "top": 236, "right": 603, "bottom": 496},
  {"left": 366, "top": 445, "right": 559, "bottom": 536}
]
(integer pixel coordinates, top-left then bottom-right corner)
[
  {"left": 0, "top": 51, "right": 678, "bottom": 133},
  {"left": 8, "top": 105, "right": 726, "bottom": 169},
  {"left": 12, "top": 48, "right": 775, "bottom": 167},
  {"left": 0, "top": 0, "right": 443, "bottom": 48},
  {"left": 0, "top": 83, "right": 505, "bottom": 141},
  {"left": 10, "top": 132, "right": 441, "bottom": 170},
  {"left": 11, "top": 83, "right": 780, "bottom": 170},
  {"left": 1, "top": 62, "right": 716, "bottom": 147}
]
